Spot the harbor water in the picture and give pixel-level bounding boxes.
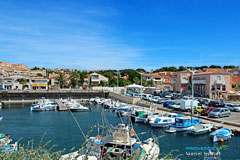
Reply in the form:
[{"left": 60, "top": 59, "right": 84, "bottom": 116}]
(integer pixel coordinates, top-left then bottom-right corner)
[{"left": 1, "top": 103, "right": 240, "bottom": 160}]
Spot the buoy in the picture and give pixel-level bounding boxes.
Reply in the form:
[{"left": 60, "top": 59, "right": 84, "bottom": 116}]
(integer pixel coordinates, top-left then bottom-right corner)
[{"left": 220, "top": 139, "right": 224, "bottom": 142}]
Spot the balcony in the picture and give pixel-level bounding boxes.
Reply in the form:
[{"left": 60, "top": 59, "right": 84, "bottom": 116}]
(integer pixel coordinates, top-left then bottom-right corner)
[
  {"left": 192, "top": 80, "right": 206, "bottom": 84},
  {"left": 181, "top": 79, "right": 189, "bottom": 84},
  {"left": 215, "top": 80, "right": 225, "bottom": 85}
]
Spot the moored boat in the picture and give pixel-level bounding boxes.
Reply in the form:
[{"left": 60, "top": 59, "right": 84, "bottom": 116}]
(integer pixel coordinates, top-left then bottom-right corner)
[
  {"left": 31, "top": 98, "right": 57, "bottom": 111},
  {"left": 187, "top": 123, "right": 213, "bottom": 135},
  {"left": 169, "top": 117, "right": 201, "bottom": 132},
  {"left": 210, "top": 128, "right": 232, "bottom": 142}
]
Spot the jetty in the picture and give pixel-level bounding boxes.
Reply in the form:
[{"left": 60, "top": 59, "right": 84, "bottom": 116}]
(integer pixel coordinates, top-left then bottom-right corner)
[{"left": 55, "top": 99, "right": 68, "bottom": 111}]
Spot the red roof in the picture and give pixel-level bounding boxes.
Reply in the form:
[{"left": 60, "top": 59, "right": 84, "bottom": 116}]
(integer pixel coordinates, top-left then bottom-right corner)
[{"left": 232, "top": 76, "right": 240, "bottom": 84}]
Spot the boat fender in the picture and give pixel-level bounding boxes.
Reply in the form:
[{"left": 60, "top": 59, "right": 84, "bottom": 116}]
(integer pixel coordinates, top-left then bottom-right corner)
[{"left": 220, "top": 139, "right": 224, "bottom": 142}]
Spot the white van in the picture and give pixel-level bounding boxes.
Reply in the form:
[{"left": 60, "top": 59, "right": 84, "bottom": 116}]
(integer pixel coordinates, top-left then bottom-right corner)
[{"left": 180, "top": 100, "right": 199, "bottom": 112}]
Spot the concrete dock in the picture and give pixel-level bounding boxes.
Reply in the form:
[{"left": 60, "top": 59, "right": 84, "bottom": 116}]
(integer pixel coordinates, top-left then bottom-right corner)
[{"left": 55, "top": 99, "right": 68, "bottom": 111}]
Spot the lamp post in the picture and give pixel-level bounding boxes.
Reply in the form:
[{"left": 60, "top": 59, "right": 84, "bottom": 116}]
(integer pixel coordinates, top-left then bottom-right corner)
[
  {"left": 136, "top": 71, "right": 144, "bottom": 99},
  {"left": 185, "top": 67, "right": 199, "bottom": 122}
]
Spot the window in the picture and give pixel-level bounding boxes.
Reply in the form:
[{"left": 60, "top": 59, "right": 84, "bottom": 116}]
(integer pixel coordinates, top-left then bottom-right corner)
[
  {"left": 212, "top": 85, "right": 215, "bottom": 91},
  {"left": 217, "top": 85, "right": 221, "bottom": 90},
  {"left": 217, "top": 76, "right": 221, "bottom": 80},
  {"left": 222, "top": 85, "right": 226, "bottom": 91}
]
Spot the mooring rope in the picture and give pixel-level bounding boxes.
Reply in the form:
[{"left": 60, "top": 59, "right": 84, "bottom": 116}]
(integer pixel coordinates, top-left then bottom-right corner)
[{"left": 69, "top": 108, "right": 86, "bottom": 139}]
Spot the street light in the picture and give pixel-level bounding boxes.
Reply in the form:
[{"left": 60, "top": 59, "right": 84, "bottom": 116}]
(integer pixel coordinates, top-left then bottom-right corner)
[{"left": 136, "top": 71, "right": 144, "bottom": 99}]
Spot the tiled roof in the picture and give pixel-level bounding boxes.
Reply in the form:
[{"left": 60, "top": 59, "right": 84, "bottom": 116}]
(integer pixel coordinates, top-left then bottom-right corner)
[
  {"left": 195, "top": 71, "right": 231, "bottom": 76},
  {"left": 232, "top": 76, "right": 240, "bottom": 83}
]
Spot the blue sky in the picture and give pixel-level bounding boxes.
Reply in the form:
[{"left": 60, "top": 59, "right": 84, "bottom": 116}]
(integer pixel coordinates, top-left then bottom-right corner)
[{"left": 0, "top": 0, "right": 239, "bottom": 70}]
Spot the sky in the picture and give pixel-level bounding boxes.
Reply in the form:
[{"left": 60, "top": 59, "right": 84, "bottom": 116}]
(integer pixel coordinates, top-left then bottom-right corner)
[{"left": 0, "top": 0, "right": 239, "bottom": 70}]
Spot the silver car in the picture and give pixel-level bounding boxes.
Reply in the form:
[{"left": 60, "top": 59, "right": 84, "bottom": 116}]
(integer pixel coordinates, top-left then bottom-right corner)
[
  {"left": 225, "top": 104, "right": 240, "bottom": 112},
  {"left": 209, "top": 108, "right": 231, "bottom": 118}
]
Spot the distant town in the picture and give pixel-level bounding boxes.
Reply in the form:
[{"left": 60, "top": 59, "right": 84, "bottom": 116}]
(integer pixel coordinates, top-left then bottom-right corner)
[{"left": 0, "top": 62, "right": 240, "bottom": 100}]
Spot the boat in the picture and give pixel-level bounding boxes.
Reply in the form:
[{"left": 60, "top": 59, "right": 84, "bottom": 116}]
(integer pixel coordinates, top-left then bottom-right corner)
[
  {"left": 31, "top": 98, "right": 57, "bottom": 111},
  {"left": 69, "top": 104, "right": 91, "bottom": 112},
  {"left": 149, "top": 113, "right": 183, "bottom": 127},
  {"left": 61, "top": 123, "right": 160, "bottom": 160},
  {"left": 0, "top": 115, "right": 3, "bottom": 121},
  {"left": 0, "top": 134, "right": 12, "bottom": 146},
  {"left": 210, "top": 128, "right": 232, "bottom": 142},
  {"left": 169, "top": 117, "right": 201, "bottom": 132},
  {"left": 1, "top": 142, "right": 18, "bottom": 153},
  {"left": 133, "top": 110, "right": 155, "bottom": 123},
  {"left": 187, "top": 123, "right": 213, "bottom": 135},
  {"left": 165, "top": 127, "right": 177, "bottom": 133},
  {"left": 98, "top": 123, "right": 160, "bottom": 160}
]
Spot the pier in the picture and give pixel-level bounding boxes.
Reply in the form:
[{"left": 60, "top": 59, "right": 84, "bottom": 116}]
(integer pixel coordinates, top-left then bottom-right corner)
[{"left": 55, "top": 99, "right": 68, "bottom": 111}]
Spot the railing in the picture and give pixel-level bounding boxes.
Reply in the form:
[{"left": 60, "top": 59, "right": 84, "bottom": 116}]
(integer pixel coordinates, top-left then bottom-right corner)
[
  {"left": 192, "top": 80, "right": 206, "bottom": 84},
  {"left": 181, "top": 79, "right": 189, "bottom": 84},
  {"left": 215, "top": 80, "right": 225, "bottom": 84}
]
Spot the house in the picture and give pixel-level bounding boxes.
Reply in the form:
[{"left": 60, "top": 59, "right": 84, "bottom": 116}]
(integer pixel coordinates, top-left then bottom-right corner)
[
  {"left": 193, "top": 72, "right": 231, "bottom": 99},
  {"left": 88, "top": 73, "right": 108, "bottom": 85},
  {"left": 0, "top": 75, "right": 31, "bottom": 90},
  {"left": 172, "top": 70, "right": 192, "bottom": 93},
  {"left": 48, "top": 73, "right": 59, "bottom": 89},
  {"left": 229, "top": 68, "right": 240, "bottom": 76},
  {"left": 231, "top": 76, "right": 240, "bottom": 91},
  {"left": 31, "top": 77, "right": 49, "bottom": 90},
  {"left": 29, "top": 69, "right": 47, "bottom": 77}
]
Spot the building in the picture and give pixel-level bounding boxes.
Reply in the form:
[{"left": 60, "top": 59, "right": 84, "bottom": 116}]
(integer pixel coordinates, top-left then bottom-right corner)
[
  {"left": 229, "top": 68, "right": 240, "bottom": 76},
  {"left": 31, "top": 77, "right": 49, "bottom": 90},
  {"left": 193, "top": 72, "right": 231, "bottom": 99},
  {"left": 0, "top": 75, "right": 31, "bottom": 90},
  {"left": 172, "top": 71, "right": 192, "bottom": 93},
  {"left": 48, "top": 73, "right": 59, "bottom": 89},
  {"left": 29, "top": 69, "right": 47, "bottom": 77},
  {"left": 88, "top": 73, "right": 108, "bottom": 85},
  {"left": 231, "top": 76, "right": 240, "bottom": 91}
]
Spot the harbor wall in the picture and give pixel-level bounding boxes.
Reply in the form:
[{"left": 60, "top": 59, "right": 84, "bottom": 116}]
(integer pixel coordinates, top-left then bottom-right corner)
[
  {"left": 0, "top": 90, "right": 109, "bottom": 102},
  {"left": 109, "top": 92, "right": 141, "bottom": 104}
]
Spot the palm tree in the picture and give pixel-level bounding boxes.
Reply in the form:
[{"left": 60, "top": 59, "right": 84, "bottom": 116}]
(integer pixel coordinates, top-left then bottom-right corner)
[
  {"left": 57, "top": 73, "right": 66, "bottom": 89},
  {"left": 70, "top": 71, "right": 80, "bottom": 88}
]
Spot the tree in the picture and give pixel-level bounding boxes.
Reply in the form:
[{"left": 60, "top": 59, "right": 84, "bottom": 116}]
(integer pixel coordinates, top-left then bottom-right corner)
[
  {"left": 36, "top": 73, "right": 43, "bottom": 77},
  {"left": 209, "top": 65, "right": 221, "bottom": 68},
  {"left": 178, "top": 66, "right": 185, "bottom": 71},
  {"left": 70, "top": 71, "right": 80, "bottom": 88},
  {"left": 18, "top": 78, "right": 28, "bottom": 85},
  {"left": 147, "top": 79, "right": 154, "bottom": 87},
  {"left": 31, "top": 66, "right": 40, "bottom": 70},
  {"left": 136, "top": 68, "right": 146, "bottom": 73},
  {"left": 58, "top": 73, "right": 66, "bottom": 88},
  {"left": 223, "top": 66, "right": 235, "bottom": 69}
]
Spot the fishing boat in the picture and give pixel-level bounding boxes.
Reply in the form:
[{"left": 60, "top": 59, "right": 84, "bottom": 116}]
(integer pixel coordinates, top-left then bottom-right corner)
[
  {"left": 169, "top": 117, "right": 201, "bottom": 132},
  {"left": 61, "top": 123, "right": 160, "bottom": 160},
  {"left": 210, "top": 128, "right": 232, "bottom": 142},
  {"left": 187, "top": 123, "right": 213, "bottom": 135},
  {"left": 31, "top": 98, "right": 57, "bottom": 111}
]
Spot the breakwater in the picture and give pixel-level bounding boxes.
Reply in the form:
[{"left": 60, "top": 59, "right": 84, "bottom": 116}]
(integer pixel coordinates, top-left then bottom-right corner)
[{"left": 0, "top": 90, "right": 109, "bottom": 102}]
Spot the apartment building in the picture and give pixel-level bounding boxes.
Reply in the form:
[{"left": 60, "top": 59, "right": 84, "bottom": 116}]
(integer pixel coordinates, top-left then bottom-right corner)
[{"left": 193, "top": 72, "right": 231, "bottom": 99}]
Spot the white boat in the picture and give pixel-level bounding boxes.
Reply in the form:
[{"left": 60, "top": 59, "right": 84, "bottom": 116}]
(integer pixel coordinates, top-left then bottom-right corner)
[
  {"left": 31, "top": 98, "right": 57, "bottom": 111},
  {"left": 187, "top": 123, "right": 213, "bottom": 135},
  {"left": 149, "top": 113, "right": 183, "bottom": 127},
  {"left": 69, "top": 104, "right": 91, "bottom": 112},
  {"left": 0, "top": 115, "right": 3, "bottom": 121}
]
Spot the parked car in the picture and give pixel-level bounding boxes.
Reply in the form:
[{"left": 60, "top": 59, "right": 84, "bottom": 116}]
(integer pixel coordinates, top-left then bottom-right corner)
[
  {"left": 157, "top": 98, "right": 170, "bottom": 104},
  {"left": 163, "top": 101, "right": 174, "bottom": 108},
  {"left": 224, "top": 103, "right": 240, "bottom": 112},
  {"left": 171, "top": 94, "right": 183, "bottom": 100},
  {"left": 208, "top": 101, "right": 224, "bottom": 107},
  {"left": 208, "top": 108, "right": 231, "bottom": 118},
  {"left": 194, "top": 106, "right": 207, "bottom": 114},
  {"left": 171, "top": 102, "right": 181, "bottom": 110},
  {"left": 152, "top": 96, "right": 160, "bottom": 103},
  {"left": 200, "top": 107, "right": 215, "bottom": 116}
]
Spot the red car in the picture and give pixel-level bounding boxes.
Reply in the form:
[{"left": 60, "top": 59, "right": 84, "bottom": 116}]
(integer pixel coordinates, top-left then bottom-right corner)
[{"left": 200, "top": 107, "right": 215, "bottom": 116}]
